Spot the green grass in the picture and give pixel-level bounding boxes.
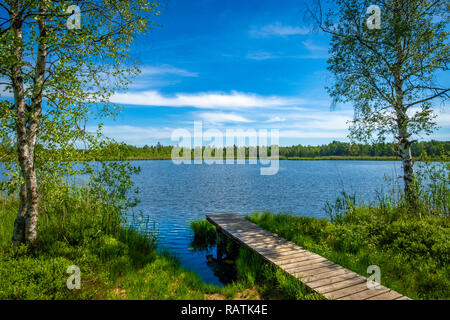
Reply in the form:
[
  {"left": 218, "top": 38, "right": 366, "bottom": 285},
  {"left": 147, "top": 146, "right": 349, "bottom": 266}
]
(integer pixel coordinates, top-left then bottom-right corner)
[
  {"left": 1, "top": 191, "right": 322, "bottom": 300},
  {"left": 190, "top": 219, "right": 217, "bottom": 250},
  {"left": 246, "top": 209, "right": 449, "bottom": 300},
  {"left": 0, "top": 193, "right": 224, "bottom": 300}
]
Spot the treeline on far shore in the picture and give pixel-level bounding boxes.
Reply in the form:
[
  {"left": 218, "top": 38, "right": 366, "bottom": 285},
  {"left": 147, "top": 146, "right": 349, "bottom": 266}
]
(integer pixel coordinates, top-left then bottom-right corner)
[{"left": 1, "top": 139, "right": 449, "bottom": 162}]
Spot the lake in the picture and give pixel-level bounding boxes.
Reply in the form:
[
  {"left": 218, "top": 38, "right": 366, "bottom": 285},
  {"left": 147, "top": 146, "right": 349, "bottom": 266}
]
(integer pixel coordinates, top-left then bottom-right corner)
[{"left": 128, "top": 160, "right": 404, "bottom": 286}]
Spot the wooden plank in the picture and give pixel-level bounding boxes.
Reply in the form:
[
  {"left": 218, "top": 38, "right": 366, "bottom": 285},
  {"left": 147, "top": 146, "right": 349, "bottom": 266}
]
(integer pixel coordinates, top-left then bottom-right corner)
[
  {"left": 254, "top": 247, "right": 298, "bottom": 257},
  {"left": 248, "top": 244, "right": 294, "bottom": 253},
  {"left": 246, "top": 238, "right": 299, "bottom": 248},
  {"left": 237, "top": 234, "right": 288, "bottom": 244},
  {"left": 231, "top": 230, "right": 288, "bottom": 241},
  {"left": 270, "top": 251, "right": 313, "bottom": 262},
  {"left": 252, "top": 245, "right": 298, "bottom": 255},
  {"left": 223, "top": 227, "right": 267, "bottom": 235},
  {"left": 302, "top": 268, "right": 352, "bottom": 284},
  {"left": 338, "top": 287, "right": 390, "bottom": 300},
  {"left": 222, "top": 224, "right": 268, "bottom": 232},
  {"left": 293, "top": 264, "right": 342, "bottom": 278},
  {"left": 238, "top": 234, "right": 288, "bottom": 244},
  {"left": 366, "top": 290, "right": 404, "bottom": 300},
  {"left": 282, "top": 258, "right": 332, "bottom": 273},
  {"left": 315, "top": 277, "right": 367, "bottom": 295},
  {"left": 284, "top": 260, "right": 335, "bottom": 274},
  {"left": 206, "top": 214, "right": 410, "bottom": 301},
  {"left": 395, "top": 296, "right": 412, "bottom": 300},
  {"left": 263, "top": 247, "right": 311, "bottom": 258},
  {"left": 324, "top": 283, "right": 373, "bottom": 300},
  {"left": 273, "top": 252, "right": 317, "bottom": 265},
  {"left": 251, "top": 247, "right": 296, "bottom": 256},
  {"left": 278, "top": 255, "right": 326, "bottom": 268},
  {"left": 306, "top": 272, "right": 361, "bottom": 288},
  {"left": 247, "top": 243, "right": 296, "bottom": 253},
  {"left": 232, "top": 234, "right": 282, "bottom": 244}
]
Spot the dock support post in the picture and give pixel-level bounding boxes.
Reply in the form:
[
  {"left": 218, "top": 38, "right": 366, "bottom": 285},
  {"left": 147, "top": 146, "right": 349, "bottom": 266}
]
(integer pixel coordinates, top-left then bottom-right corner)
[{"left": 216, "top": 231, "right": 225, "bottom": 261}]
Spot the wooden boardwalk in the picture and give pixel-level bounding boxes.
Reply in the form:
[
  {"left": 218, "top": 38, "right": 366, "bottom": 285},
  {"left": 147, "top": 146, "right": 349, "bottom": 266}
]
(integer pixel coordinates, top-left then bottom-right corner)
[{"left": 206, "top": 213, "right": 411, "bottom": 300}]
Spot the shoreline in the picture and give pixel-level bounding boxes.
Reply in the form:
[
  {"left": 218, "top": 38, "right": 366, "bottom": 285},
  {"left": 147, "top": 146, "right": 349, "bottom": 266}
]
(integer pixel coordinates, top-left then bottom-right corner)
[
  {"left": 83, "top": 156, "right": 446, "bottom": 162},
  {"left": 2, "top": 156, "right": 448, "bottom": 162}
]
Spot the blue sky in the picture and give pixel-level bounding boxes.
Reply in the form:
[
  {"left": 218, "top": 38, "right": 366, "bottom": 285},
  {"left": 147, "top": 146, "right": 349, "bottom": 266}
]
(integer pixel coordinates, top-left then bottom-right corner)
[{"left": 93, "top": 0, "right": 449, "bottom": 146}]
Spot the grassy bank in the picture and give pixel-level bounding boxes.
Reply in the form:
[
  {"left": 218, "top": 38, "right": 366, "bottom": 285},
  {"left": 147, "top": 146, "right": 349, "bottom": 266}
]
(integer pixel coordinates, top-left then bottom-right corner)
[
  {"left": 192, "top": 208, "right": 449, "bottom": 300},
  {"left": 0, "top": 192, "right": 227, "bottom": 300},
  {"left": 249, "top": 209, "right": 449, "bottom": 300}
]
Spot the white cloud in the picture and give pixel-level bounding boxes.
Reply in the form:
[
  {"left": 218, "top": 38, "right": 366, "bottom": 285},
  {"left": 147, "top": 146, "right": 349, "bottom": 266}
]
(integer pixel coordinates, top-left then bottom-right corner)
[
  {"left": 279, "top": 130, "right": 347, "bottom": 139},
  {"left": 246, "top": 52, "right": 277, "bottom": 60},
  {"left": 294, "top": 114, "right": 352, "bottom": 130},
  {"left": 407, "top": 105, "right": 450, "bottom": 127},
  {"left": 125, "top": 65, "right": 198, "bottom": 89},
  {"left": 110, "top": 90, "right": 307, "bottom": 109},
  {"left": 301, "top": 40, "right": 329, "bottom": 59},
  {"left": 266, "top": 116, "right": 286, "bottom": 123},
  {"left": 198, "top": 112, "right": 253, "bottom": 124},
  {"left": 250, "top": 23, "right": 310, "bottom": 37},
  {"left": 98, "top": 124, "right": 349, "bottom": 144},
  {"left": 437, "top": 112, "right": 450, "bottom": 127},
  {"left": 302, "top": 40, "right": 328, "bottom": 53},
  {"left": 96, "top": 125, "right": 347, "bottom": 145},
  {"left": 139, "top": 65, "right": 198, "bottom": 78},
  {"left": 94, "top": 104, "right": 450, "bottom": 145},
  {"left": 99, "top": 125, "right": 173, "bottom": 143}
]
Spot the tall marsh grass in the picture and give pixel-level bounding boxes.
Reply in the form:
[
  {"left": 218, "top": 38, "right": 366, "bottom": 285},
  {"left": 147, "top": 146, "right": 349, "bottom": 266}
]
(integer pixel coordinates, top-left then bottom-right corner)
[{"left": 0, "top": 188, "right": 222, "bottom": 299}]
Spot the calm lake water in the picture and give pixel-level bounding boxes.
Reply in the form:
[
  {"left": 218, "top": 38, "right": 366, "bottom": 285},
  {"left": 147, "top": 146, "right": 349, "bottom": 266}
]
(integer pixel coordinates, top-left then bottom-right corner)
[{"left": 127, "top": 160, "right": 404, "bottom": 286}]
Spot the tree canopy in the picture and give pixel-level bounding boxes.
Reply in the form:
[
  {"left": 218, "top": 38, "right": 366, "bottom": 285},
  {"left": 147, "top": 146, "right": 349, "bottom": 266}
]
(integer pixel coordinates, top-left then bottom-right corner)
[
  {"left": 306, "top": 0, "right": 449, "bottom": 202},
  {"left": 0, "top": 0, "right": 160, "bottom": 246}
]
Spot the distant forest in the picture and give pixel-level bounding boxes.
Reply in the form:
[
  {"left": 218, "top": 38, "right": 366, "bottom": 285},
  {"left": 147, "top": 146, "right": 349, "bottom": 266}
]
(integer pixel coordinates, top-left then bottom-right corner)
[
  {"left": 101, "top": 140, "right": 449, "bottom": 160},
  {"left": 1, "top": 139, "right": 448, "bottom": 161}
]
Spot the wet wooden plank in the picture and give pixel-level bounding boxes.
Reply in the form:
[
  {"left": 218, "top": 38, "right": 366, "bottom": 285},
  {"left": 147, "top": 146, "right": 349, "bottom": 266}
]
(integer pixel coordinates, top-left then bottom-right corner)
[{"left": 206, "top": 214, "right": 410, "bottom": 301}]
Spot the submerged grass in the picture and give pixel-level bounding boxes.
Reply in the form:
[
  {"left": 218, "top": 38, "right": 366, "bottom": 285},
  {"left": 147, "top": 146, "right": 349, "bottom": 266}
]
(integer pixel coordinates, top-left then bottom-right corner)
[{"left": 190, "top": 220, "right": 217, "bottom": 250}]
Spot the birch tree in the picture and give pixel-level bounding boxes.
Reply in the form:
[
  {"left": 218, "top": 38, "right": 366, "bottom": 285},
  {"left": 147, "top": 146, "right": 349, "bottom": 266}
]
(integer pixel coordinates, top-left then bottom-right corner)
[
  {"left": 307, "top": 0, "right": 449, "bottom": 205},
  {"left": 0, "top": 0, "right": 159, "bottom": 247}
]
